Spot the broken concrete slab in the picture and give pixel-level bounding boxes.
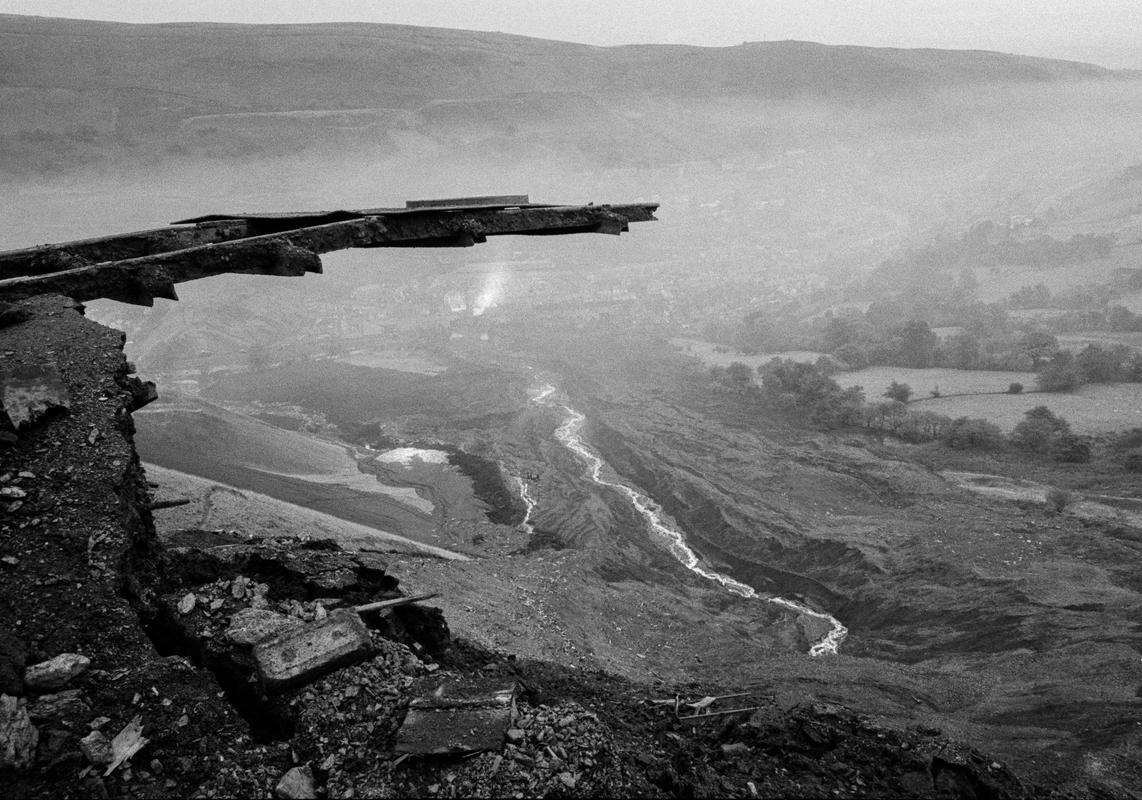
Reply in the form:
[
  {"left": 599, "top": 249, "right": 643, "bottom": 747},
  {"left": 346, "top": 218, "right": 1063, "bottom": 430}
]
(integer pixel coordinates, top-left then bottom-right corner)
[
  {"left": 24, "top": 653, "right": 90, "bottom": 691},
  {"left": 253, "top": 610, "right": 372, "bottom": 693},
  {"left": 0, "top": 694, "right": 38, "bottom": 770},
  {"left": 226, "top": 608, "right": 303, "bottom": 647},
  {"left": 394, "top": 679, "right": 517, "bottom": 756},
  {"left": 1, "top": 364, "right": 70, "bottom": 430}
]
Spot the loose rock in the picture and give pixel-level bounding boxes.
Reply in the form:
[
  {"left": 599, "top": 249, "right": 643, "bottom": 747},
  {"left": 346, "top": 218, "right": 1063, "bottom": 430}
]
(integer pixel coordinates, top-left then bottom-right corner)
[
  {"left": 24, "top": 653, "right": 91, "bottom": 691},
  {"left": 79, "top": 729, "right": 113, "bottom": 766},
  {"left": 275, "top": 765, "right": 317, "bottom": 799},
  {"left": 0, "top": 694, "right": 38, "bottom": 770}
]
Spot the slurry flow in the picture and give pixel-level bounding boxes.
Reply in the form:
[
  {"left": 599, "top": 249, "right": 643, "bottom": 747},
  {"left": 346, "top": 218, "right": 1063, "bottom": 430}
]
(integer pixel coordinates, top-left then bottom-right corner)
[
  {"left": 532, "top": 384, "right": 847, "bottom": 657},
  {"left": 517, "top": 475, "right": 538, "bottom": 535}
]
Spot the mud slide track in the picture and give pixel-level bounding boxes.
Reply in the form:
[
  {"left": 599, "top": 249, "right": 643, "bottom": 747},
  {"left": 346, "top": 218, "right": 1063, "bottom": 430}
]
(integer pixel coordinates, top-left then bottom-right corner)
[{"left": 527, "top": 384, "right": 847, "bottom": 656}]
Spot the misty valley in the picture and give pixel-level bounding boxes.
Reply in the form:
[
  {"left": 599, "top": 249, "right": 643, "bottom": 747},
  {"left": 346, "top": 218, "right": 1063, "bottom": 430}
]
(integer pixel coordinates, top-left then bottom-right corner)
[{"left": 3, "top": 13, "right": 1142, "bottom": 799}]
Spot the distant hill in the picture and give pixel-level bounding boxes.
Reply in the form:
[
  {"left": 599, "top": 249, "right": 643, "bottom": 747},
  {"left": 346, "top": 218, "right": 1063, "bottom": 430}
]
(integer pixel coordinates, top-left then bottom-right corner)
[
  {"left": 0, "top": 14, "right": 1120, "bottom": 112},
  {"left": 0, "top": 13, "right": 1131, "bottom": 176}
]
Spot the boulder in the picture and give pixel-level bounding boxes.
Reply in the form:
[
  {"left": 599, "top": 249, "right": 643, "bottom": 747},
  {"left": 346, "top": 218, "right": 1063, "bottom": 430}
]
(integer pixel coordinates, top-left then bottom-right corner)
[
  {"left": 275, "top": 765, "right": 317, "bottom": 799},
  {"left": 0, "top": 364, "right": 70, "bottom": 430},
  {"left": 29, "top": 689, "right": 90, "bottom": 728},
  {"left": 24, "top": 653, "right": 90, "bottom": 691},
  {"left": 0, "top": 694, "right": 38, "bottom": 770},
  {"left": 79, "top": 729, "right": 113, "bottom": 767}
]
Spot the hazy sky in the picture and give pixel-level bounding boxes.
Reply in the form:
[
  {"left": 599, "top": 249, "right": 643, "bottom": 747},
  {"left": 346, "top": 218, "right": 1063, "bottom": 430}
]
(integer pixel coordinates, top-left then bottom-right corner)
[{"left": 2, "top": 1, "right": 1140, "bottom": 68}]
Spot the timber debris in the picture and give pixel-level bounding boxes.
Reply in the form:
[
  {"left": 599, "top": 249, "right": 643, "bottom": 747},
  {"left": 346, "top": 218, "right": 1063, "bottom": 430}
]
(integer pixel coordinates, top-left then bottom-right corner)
[{"left": 0, "top": 196, "right": 658, "bottom": 306}]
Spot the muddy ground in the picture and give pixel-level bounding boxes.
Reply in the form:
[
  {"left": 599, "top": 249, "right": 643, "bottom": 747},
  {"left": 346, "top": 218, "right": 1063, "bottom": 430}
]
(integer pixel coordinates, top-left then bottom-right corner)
[{"left": 1, "top": 298, "right": 1137, "bottom": 798}]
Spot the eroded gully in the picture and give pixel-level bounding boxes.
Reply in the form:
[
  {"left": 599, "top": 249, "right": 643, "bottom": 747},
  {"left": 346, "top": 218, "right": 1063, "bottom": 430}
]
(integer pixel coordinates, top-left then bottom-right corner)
[{"left": 521, "top": 384, "right": 847, "bottom": 657}]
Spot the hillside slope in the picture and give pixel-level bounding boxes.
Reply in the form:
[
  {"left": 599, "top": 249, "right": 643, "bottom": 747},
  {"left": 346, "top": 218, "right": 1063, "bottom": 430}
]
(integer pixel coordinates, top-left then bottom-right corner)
[{"left": 0, "top": 13, "right": 1130, "bottom": 176}]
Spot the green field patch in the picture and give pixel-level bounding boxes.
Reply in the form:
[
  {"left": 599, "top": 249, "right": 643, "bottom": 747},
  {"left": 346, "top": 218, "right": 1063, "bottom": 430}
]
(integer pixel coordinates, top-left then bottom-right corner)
[
  {"left": 912, "top": 383, "right": 1142, "bottom": 432},
  {"left": 834, "top": 367, "right": 1036, "bottom": 398}
]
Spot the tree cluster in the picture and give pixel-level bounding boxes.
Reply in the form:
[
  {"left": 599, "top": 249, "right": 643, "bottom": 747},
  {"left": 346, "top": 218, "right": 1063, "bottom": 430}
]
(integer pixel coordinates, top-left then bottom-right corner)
[{"left": 714, "top": 359, "right": 1091, "bottom": 461}]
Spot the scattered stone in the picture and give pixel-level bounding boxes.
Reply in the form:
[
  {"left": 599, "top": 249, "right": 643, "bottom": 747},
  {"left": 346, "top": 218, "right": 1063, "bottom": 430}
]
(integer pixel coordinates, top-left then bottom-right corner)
[
  {"left": 254, "top": 610, "right": 372, "bottom": 692},
  {"left": 177, "top": 593, "right": 196, "bottom": 615},
  {"left": 558, "top": 772, "right": 577, "bottom": 788},
  {"left": 24, "top": 653, "right": 91, "bottom": 691},
  {"left": 1, "top": 555, "right": 18, "bottom": 566},
  {"left": 80, "top": 730, "right": 113, "bottom": 766},
  {"left": 0, "top": 694, "right": 38, "bottom": 770},
  {"left": 0, "top": 364, "right": 70, "bottom": 430},
  {"left": 506, "top": 728, "right": 526, "bottom": 743},
  {"left": 0, "top": 487, "right": 26, "bottom": 500},
  {"left": 275, "top": 765, "right": 317, "bottom": 799}
]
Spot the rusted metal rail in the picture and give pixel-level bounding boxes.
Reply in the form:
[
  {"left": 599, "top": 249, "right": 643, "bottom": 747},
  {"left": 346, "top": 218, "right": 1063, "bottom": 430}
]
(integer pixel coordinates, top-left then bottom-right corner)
[{"left": 0, "top": 197, "right": 658, "bottom": 306}]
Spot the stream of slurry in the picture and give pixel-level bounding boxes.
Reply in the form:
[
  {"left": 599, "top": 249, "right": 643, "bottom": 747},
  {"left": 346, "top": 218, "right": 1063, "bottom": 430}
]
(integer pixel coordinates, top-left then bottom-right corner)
[{"left": 523, "top": 384, "right": 847, "bottom": 657}]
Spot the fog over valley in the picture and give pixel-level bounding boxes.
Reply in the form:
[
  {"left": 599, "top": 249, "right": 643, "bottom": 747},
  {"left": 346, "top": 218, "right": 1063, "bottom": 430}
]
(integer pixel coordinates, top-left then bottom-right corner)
[{"left": 3, "top": 10, "right": 1142, "bottom": 799}]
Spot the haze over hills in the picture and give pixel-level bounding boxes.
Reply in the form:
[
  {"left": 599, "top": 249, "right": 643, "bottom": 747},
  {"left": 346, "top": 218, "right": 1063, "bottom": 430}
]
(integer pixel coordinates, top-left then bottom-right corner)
[
  {"left": 0, "top": 12, "right": 1135, "bottom": 180},
  {"left": 5, "top": 12, "right": 1142, "bottom": 797}
]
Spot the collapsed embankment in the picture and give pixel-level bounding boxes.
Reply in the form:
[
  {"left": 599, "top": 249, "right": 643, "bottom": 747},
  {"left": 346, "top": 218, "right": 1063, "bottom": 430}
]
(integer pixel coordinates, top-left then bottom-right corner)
[{"left": 0, "top": 296, "right": 1061, "bottom": 798}]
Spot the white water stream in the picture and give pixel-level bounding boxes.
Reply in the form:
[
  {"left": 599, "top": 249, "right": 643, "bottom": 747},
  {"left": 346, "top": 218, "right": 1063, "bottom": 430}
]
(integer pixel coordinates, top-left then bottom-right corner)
[{"left": 523, "top": 384, "right": 847, "bottom": 657}]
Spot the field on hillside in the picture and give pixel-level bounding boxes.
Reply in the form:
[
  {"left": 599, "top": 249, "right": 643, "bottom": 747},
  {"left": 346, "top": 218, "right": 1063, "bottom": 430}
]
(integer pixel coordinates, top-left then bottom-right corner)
[
  {"left": 834, "top": 367, "right": 1037, "bottom": 398},
  {"left": 910, "top": 383, "right": 1142, "bottom": 432},
  {"left": 1057, "top": 331, "right": 1142, "bottom": 350},
  {"left": 672, "top": 338, "right": 823, "bottom": 370},
  {"left": 967, "top": 243, "right": 1142, "bottom": 303}
]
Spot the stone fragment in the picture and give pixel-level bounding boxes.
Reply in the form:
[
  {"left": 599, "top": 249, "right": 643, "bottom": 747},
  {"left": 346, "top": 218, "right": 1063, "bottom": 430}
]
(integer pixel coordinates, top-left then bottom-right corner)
[
  {"left": 80, "top": 729, "right": 113, "bottom": 766},
  {"left": 106, "top": 714, "right": 148, "bottom": 775},
  {"left": 177, "top": 593, "right": 196, "bottom": 615},
  {"left": 0, "top": 486, "right": 26, "bottom": 499},
  {"left": 0, "top": 694, "right": 38, "bottom": 770},
  {"left": 505, "top": 728, "right": 525, "bottom": 743},
  {"left": 253, "top": 610, "right": 371, "bottom": 692},
  {"left": 721, "top": 742, "right": 749, "bottom": 755},
  {"left": 24, "top": 653, "right": 90, "bottom": 691},
  {"left": 29, "top": 689, "right": 90, "bottom": 726},
  {"left": 0, "top": 364, "right": 70, "bottom": 430},
  {"left": 275, "top": 765, "right": 317, "bottom": 799},
  {"left": 225, "top": 608, "right": 303, "bottom": 647}
]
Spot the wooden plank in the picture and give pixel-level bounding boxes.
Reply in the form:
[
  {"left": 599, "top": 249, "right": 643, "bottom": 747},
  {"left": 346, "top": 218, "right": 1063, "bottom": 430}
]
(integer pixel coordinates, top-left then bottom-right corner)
[
  {"left": 0, "top": 221, "right": 249, "bottom": 280},
  {"left": 0, "top": 202, "right": 659, "bottom": 305}
]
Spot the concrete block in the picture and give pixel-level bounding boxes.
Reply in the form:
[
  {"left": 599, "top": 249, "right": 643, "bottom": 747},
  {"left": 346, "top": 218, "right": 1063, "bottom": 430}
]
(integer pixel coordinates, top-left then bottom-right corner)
[{"left": 253, "top": 610, "right": 371, "bottom": 692}]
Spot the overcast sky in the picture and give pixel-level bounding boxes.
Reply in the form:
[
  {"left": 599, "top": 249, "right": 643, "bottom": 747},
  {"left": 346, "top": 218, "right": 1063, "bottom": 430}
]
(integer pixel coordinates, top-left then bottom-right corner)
[{"left": 2, "top": 1, "right": 1139, "bottom": 68}]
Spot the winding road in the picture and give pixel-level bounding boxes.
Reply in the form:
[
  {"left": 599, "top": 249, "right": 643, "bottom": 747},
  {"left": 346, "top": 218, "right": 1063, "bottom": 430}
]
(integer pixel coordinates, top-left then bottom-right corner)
[{"left": 524, "top": 384, "right": 848, "bottom": 657}]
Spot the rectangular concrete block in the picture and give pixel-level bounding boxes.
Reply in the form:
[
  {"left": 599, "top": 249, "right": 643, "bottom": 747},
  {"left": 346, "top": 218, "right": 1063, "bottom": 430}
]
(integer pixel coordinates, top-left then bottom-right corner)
[{"left": 253, "top": 610, "right": 371, "bottom": 693}]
